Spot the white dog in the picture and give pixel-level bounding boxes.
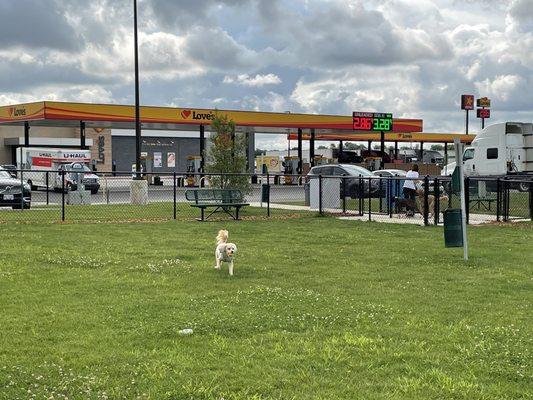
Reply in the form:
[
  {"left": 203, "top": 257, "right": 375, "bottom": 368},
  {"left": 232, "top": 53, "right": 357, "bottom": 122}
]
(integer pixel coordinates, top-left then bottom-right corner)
[{"left": 214, "top": 230, "right": 237, "bottom": 276}]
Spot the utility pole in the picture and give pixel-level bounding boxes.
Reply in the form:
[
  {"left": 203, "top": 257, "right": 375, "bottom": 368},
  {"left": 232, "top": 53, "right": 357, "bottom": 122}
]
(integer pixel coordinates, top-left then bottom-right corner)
[{"left": 133, "top": 0, "right": 141, "bottom": 179}]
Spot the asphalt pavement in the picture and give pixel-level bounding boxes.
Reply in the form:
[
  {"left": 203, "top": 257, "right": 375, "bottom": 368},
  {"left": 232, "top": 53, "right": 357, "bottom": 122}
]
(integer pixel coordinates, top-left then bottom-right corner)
[{"left": 30, "top": 179, "right": 307, "bottom": 206}]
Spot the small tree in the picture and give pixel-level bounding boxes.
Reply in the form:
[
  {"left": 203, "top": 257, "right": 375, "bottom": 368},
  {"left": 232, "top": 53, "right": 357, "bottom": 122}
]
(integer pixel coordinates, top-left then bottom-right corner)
[{"left": 205, "top": 113, "right": 251, "bottom": 194}]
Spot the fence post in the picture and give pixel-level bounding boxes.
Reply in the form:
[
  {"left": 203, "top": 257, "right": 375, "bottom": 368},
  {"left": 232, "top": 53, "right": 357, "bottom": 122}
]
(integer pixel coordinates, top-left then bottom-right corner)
[
  {"left": 266, "top": 172, "right": 270, "bottom": 217},
  {"left": 61, "top": 171, "right": 65, "bottom": 222},
  {"left": 423, "top": 175, "right": 429, "bottom": 226},
  {"left": 529, "top": 181, "right": 533, "bottom": 221},
  {"left": 342, "top": 176, "right": 346, "bottom": 214},
  {"left": 505, "top": 180, "right": 510, "bottom": 221},
  {"left": 45, "top": 171, "right": 49, "bottom": 205},
  {"left": 379, "top": 179, "right": 383, "bottom": 213},
  {"left": 358, "top": 176, "right": 363, "bottom": 216},
  {"left": 173, "top": 172, "right": 177, "bottom": 220},
  {"left": 318, "top": 174, "right": 323, "bottom": 215},
  {"left": 433, "top": 177, "right": 439, "bottom": 225},
  {"left": 496, "top": 178, "right": 501, "bottom": 222},
  {"left": 465, "top": 177, "right": 470, "bottom": 225},
  {"left": 388, "top": 178, "right": 393, "bottom": 218},
  {"left": 502, "top": 179, "right": 508, "bottom": 222},
  {"left": 20, "top": 169, "right": 24, "bottom": 211},
  {"left": 368, "top": 177, "right": 371, "bottom": 221}
]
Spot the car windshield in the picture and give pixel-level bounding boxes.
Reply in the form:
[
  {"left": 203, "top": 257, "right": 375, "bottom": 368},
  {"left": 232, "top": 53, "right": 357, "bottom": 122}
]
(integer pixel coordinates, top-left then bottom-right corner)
[
  {"left": 0, "top": 170, "right": 12, "bottom": 179},
  {"left": 463, "top": 149, "right": 475, "bottom": 161},
  {"left": 341, "top": 165, "right": 373, "bottom": 176}
]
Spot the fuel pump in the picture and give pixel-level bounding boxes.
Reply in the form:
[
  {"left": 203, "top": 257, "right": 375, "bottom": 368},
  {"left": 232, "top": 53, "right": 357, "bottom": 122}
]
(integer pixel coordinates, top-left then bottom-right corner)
[
  {"left": 186, "top": 155, "right": 202, "bottom": 186},
  {"left": 313, "top": 155, "right": 327, "bottom": 166},
  {"left": 282, "top": 156, "right": 300, "bottom": 184}
]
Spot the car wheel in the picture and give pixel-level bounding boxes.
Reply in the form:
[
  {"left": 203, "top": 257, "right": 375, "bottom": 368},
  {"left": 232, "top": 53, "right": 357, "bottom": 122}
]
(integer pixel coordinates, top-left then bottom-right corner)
[
  {"left": 518, "top": 182, "right": 530, "bottom": 192},
  {"left": 91, "top": 189, "right": 98, "bottom": 195}
]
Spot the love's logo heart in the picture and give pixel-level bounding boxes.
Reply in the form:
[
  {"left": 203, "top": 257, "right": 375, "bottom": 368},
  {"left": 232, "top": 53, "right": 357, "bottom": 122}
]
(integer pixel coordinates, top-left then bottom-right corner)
[{"left": 181, "top": 110, "right": 192, "bottom": 119}]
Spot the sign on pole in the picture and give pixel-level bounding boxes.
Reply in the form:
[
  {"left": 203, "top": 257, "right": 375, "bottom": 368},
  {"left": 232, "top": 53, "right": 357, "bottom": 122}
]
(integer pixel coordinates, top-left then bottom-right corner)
[
  {"left": 476, "top": 97, "right": 491, "bottom": 108},
  {"left": 461, "top": 95, "right": 474, "bottom": 135},
  {"left": 476, "top": 97, "right": 491, "bottom": 129}
]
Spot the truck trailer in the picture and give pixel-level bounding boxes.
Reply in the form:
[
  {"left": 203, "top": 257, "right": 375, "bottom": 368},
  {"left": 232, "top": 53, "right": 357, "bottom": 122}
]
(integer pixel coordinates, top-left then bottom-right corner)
[{"left": 16, "top": 147, "right": 100, "bottom": 193}]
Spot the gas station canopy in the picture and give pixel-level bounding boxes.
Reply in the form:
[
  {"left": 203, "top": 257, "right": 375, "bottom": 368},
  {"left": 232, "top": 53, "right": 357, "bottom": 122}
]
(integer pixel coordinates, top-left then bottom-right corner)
[
  {"left": 287, "top": 131, "right": 476, "bottom": 144},
  {"left": 0, "top": 101, "right": 423, "bottom": 134}
]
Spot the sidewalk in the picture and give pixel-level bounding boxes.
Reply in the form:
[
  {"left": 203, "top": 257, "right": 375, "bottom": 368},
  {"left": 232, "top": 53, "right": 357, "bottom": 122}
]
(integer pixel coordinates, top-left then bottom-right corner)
[{"left": 250, "top": 202, "right": 528, "bottom": 225}]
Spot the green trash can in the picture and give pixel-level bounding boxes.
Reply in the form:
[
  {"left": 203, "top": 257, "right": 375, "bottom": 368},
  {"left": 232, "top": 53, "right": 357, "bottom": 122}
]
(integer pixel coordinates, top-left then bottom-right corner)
[
  {"left": 261, "top": 183, "right": 270, "bottom": 203},
  {"left": 444, "top": 208, "right": 463, "bottom": 247}
]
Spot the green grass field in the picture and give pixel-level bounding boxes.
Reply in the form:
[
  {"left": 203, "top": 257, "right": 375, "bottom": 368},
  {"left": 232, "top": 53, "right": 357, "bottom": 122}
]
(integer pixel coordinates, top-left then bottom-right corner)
[
  {"left": 1, "top": 217, "right": 532, "bottom": 399},
  {"left": 0, "top": 203, "right": 305, "bottom": 223}
]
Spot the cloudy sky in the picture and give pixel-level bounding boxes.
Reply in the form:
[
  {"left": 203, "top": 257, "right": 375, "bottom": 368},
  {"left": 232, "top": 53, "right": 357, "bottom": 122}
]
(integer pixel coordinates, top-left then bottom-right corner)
[{"left": 0, "top": 0, "right": 531, "bottom": 149}]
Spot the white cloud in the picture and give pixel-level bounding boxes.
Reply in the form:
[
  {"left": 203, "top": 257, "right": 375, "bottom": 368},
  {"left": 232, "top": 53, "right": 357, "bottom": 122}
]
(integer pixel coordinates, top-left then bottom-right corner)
[
  {"left": 223, "top": 73, "right": 282, "bottom": 87},
  {"left": 474, "top": 75, "right": 523, "bottom": 102},
  {"left": 0, "top": 0, "right": 530, "bottom": 150}
]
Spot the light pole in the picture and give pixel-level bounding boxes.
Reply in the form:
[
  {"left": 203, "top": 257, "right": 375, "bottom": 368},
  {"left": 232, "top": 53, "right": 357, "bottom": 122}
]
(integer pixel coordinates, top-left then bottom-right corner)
[{"left": 133, "top": 0, "right": 141, "bottom": 179}]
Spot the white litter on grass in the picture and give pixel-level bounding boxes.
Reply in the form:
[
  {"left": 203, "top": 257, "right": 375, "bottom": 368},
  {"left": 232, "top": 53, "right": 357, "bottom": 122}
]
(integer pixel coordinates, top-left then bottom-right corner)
[{"left": 178, "top": 328, "right": 193, "bottom": 335}]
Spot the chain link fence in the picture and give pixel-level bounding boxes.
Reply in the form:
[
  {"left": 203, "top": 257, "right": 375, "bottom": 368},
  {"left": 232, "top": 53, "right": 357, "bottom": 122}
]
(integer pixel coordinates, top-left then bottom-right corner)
[{"left": 1, "top": 169, "right": 532, "bottom": 224}]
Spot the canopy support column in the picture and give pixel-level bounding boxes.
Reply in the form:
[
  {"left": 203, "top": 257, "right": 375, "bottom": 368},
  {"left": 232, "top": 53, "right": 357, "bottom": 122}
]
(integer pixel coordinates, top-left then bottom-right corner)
[
  {"left": 199, "top": 125, "right": 205, "bottom": 173},
  {"left": 297, "top": 128, "right": 303, "bottom": 174},
  {"left": 80, "top": 121, "right": 86, "bottom": 149},
  {"left": 380, "top": 130, "right": 385, "bottom": 169},
  {"left": 24, "top": 122, "right": 30, "bottom": 147},
  {"left": 310, "top": 129, "right": 315, "bottom": 167}
]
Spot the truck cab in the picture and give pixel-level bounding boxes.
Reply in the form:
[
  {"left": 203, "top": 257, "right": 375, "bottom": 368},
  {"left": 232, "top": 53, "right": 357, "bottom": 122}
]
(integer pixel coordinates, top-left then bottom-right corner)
[{"left": 463, "top": 122, "right": 532, "bottom": 177}]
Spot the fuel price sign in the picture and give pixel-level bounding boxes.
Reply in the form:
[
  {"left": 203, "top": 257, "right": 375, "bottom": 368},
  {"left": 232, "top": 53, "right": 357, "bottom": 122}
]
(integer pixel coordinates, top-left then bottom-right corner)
[{"left": 352, "top": 112, "right": 393, "bottom": 131}]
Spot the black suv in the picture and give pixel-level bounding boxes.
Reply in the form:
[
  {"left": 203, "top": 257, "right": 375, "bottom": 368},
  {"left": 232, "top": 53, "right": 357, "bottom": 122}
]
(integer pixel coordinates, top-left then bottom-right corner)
[{"left": 308, "top": 164, "right": 380, "bottom": 198}]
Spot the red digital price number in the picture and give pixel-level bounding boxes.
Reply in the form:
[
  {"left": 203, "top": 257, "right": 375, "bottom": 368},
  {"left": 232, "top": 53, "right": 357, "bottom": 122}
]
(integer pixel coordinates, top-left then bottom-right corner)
[{"left": 352, "top": 117, "right": 373, "bottom": 130}]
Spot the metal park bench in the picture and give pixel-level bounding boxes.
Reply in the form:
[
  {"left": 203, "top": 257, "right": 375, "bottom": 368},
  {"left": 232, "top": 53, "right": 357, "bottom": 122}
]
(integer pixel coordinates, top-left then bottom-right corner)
[
  {"left": 469, "top": 195, "right": 497, "bottom": 211},
  {"left": 185, "top": 188, "right": 249, "bottom": 221}
]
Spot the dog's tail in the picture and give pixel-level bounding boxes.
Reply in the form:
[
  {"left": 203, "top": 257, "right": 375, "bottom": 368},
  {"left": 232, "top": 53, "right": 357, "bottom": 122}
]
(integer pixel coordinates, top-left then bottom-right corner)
[{"left": 216, "top": 229, "right": 228, "bottom": 245}]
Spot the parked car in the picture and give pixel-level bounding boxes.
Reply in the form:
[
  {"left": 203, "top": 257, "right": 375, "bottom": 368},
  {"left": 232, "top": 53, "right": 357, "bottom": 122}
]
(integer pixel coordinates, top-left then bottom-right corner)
[
  {"left": 373, "top": 169, "right": 407, "bottom": 177},
  {"left": 0, "top": 167, "right": 31, "bottom": 209},
  {"left": 57, "top": 162, "right": 100, "bottom": 194},
  {"left": 308, "top": 164, "right": 380, "bottom": 198},
  {"left": 1, "top": 164, "right": 17, "bottom": 178}
]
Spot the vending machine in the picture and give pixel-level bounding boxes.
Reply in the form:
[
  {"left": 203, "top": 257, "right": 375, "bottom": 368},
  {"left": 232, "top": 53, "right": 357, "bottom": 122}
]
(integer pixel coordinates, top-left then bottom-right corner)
[{"left": 282, "top": 156, "right": 300, "bottom": 184}]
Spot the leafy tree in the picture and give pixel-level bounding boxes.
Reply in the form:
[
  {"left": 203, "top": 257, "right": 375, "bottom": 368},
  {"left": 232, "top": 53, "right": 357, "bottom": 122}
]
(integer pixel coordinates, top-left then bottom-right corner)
[
  {"left": 430, "top": 144, "right": 444, "bottom": 151},
  {"left": 205, "top": 113, "right": 251, "bottom": 194},
  {"left": 343, "top": 142, "right": 365, "bottom": 150}
]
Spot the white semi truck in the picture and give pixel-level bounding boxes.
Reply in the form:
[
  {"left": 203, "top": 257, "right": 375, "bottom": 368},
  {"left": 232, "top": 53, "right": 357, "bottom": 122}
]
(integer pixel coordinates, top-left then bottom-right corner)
[
  {"left": 442, "top": 122, "right": 533, "bottom": 191},
  {"left": 16, "top": 147, "right": 100, "bottom": 193}
]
